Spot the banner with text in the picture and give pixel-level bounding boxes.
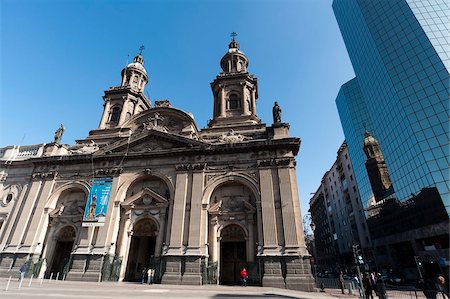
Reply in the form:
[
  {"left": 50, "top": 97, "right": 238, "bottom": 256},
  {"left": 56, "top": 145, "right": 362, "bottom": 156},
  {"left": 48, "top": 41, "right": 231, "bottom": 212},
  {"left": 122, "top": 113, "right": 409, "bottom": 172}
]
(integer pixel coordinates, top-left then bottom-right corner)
[{"left": 82, "top": 178, "right": 113, "bottom": 227}]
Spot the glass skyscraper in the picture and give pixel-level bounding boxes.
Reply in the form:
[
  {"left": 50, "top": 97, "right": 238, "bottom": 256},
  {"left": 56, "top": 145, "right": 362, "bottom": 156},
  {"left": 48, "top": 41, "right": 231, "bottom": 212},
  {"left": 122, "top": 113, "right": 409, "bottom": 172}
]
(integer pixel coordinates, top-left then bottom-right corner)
[{"left": 333, "top": 0, "right": 449, "bottom": 216}]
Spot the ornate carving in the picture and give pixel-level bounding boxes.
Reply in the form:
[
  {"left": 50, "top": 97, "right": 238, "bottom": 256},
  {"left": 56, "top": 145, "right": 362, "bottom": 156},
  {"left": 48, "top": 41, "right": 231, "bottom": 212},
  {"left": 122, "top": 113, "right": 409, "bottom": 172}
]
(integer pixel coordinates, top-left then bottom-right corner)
[
  {"left": 257, "top": 158, "right": 295, "bottom": 167},
  {"left": 32, "top": 170, "right": 58, "bottom": 179},
  {"left": 95, "top": 168, "right": 122, "bottom": 176},
  {"left": 58, "top": 226, "right": 76, "bottom": 242},
  {"left": 130, "top": 138, "right": 173, "bottom": 152},
  {"left": 221, "top": 224, "right": 246, "bottom": 242},
  {"left": 133, "top": 218, "right": 158, "bottom": 237},
  {"left": 154, "top": 99, "right": 172, "bottom": 108},
  {"left": 0, "top": 173, "right": 7, "bottom": 182},
  {"left": 222, "top": 196, "right": 245, "bottom": 212},
  {"left": 71, "top": 140, "right": 99, "bottom": 155},
  {"left": 212, "top": 129, "right": 250, "bottom": 144},
  {"left": 175, "top": 163, "right": 206, "bottom": 172},
  {"left": 141, "top": 112, "right": 167, "bottom": 132}
]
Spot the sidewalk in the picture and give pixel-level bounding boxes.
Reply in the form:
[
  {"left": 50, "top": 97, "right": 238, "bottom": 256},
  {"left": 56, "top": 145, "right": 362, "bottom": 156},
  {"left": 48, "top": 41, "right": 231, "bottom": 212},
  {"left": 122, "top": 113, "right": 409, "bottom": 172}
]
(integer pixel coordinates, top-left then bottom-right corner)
[
  {"left": 0, "top": 277, "right": 361, "bottom": 299},
  {"left": 323, "top": 288, "right": 359, "bottom": 298}
]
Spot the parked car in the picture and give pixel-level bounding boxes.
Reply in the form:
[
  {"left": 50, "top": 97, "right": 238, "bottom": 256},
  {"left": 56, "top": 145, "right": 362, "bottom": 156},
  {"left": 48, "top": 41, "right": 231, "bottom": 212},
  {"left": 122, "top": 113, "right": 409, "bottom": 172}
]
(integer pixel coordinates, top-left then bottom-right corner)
[{"left": 379, "top": 274, "right": 404, "bottom": 285}]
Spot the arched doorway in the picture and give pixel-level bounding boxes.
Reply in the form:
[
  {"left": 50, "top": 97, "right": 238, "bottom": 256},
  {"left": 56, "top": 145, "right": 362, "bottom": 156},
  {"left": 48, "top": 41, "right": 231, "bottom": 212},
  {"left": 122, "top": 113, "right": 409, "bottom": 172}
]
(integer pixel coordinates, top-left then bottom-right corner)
[
  {"left": 124, "top": 218, "right": 158, "bottom": 281},
  {"left": 49, "top": 226, "right": 76, "bottom": 278},
  {"left": 220, "top": 224, "right": 247, "bottom": 285}
]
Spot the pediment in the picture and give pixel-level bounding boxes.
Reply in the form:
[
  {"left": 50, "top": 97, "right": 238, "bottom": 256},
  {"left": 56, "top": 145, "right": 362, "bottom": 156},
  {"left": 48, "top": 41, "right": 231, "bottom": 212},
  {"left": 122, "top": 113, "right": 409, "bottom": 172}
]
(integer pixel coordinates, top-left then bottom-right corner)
[
  {"left": 125, "top": 106, "right": 200, "bottom": 138},
  {"left": 122, "top": 187, "right": 168, "bottom": 209},
  {"left": 49, "top": 200, "right": 84, "bottom": 218},
  {"left": 94, "top": 129, "right": 207, "bottom": 156},
  {"left": 208, "top": 196, "right": 256, "bottom": 214}
]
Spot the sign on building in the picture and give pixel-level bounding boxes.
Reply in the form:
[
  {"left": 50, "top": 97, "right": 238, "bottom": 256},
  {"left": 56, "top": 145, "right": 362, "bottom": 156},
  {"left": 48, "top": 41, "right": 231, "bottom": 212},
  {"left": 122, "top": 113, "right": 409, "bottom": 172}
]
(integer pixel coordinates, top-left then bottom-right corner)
[{"left": 82, "top": 178, "right": 113, "bottom": 227}]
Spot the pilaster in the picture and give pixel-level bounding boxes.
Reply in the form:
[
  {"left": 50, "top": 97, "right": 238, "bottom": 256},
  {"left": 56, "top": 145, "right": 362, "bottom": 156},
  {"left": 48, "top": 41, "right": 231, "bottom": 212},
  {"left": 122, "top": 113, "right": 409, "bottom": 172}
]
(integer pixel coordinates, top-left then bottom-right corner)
[{"left": 258, "top": 168, "right": 279, "bottom": 254}]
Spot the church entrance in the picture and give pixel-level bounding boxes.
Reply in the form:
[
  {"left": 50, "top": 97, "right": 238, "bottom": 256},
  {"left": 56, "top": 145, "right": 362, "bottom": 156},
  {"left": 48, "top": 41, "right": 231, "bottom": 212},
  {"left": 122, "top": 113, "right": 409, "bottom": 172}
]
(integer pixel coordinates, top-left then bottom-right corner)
[
  {"left": 220, "top": 224, "right": 247, "bottom": 285},
  {"left": 49, "top": 226, "right": 75, "bottom": 278},
  {"left": 124, "top": 218, "right": 158, "bottom": 281}
]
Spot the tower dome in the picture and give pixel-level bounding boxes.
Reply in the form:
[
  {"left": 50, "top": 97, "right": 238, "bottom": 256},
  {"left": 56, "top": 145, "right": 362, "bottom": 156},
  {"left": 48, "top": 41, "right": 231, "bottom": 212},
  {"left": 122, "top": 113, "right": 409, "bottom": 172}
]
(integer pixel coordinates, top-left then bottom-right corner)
[
  {"left": 220, "top": 36, "right": 249, "bottom": 74},
  {"left": 125, "top": 54, "right": 147, "bottom": 74},
  {"left": 121, "top": 52, "right": 149, "bottom": 93}
]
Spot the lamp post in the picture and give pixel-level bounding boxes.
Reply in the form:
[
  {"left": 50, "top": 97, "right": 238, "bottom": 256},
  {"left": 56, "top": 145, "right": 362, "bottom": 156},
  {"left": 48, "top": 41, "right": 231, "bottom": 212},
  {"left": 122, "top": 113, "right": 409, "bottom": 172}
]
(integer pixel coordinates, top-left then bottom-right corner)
[{"left": 309, "top": 221, "right": 318, "bottom": 279}]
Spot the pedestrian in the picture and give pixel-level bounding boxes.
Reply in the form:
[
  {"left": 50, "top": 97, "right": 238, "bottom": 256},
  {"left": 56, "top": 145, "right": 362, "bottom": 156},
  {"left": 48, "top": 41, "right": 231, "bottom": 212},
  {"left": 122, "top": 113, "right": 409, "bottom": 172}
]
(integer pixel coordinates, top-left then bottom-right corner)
[
  {"left": 436, "top": 275, "right": 448, "bottom": 299},
  {"left": 352, "top": 275, "right": 363, "bottom": 297},
  {"left": 363, "top": 272, "right": 375, "bottom": 299},
  {"left": 420, "top": 278, "right": 437, "bottom": 299},
  {"left": 141, "top": 267, "right": 147, "bottom": 284},
  {"left": 240, "top": 268, "right": 248, "bottom": 287},
  {"left": 375, "top": 273, "right": 387, "bottom": 299},
  {"left": 147, "top": 268, "right": 154, "bottom": 284},
  {"left": 19, "top": 263, "right": 28, "bottom": 281},
  {"left": 338, "top": 271, "right": 345, "bottom": 294}
]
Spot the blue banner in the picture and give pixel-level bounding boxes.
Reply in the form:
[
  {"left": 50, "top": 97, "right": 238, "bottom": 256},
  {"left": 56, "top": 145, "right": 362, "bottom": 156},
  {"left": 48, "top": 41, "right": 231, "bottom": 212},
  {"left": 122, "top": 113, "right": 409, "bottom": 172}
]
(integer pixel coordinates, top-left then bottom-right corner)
[{"left": 83, "top": 178, "right": 113, "bottom": 226}]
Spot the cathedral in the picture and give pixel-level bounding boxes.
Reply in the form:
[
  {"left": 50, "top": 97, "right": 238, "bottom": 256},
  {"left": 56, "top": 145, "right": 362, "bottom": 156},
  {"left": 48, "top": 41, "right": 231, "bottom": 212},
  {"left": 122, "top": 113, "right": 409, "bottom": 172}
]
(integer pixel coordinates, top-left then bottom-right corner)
[{"left": 0, "top": 37, "right": 314, "bottom": 291}]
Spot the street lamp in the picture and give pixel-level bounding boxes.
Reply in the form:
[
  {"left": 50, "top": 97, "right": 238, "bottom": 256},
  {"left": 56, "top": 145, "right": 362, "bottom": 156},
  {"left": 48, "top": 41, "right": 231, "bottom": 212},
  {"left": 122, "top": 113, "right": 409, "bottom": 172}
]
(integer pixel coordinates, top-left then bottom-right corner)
[{"left": 309, "top": 221, "right": 318, "bottom": 279}]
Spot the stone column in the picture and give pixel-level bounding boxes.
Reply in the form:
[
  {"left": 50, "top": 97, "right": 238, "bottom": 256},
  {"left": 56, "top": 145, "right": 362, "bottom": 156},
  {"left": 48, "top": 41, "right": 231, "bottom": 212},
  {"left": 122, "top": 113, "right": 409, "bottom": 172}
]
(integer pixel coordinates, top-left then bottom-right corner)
[
  {"left": 161, "top": 172, "right": 188, "bottom": 285},
  {"left": 155, "top": 207, "right": 167, "bottom": 256},
  {"left": 220, "top": 85, "right": 226, "bottom": 117},
  {"left": 258, "top": 168, "right": 279, "bottom": 253},
  {"left": 118, "top": 213, "right": 131, "bottom": 281},
  {"left": 26, "top": 179, "right": 56, "bottom": 249},
  {"left": 247, "top": 215, "right": 255, "bottom": 262},
  {"left": 251, "top": 88, "right": 257, "bottom": 116},
  {"left": 278, "top": 166, "right": 301, "bottom": 252},
  {"left": 0, "top": 183, "right": 28, "bottom": 250},
  {"left": 118, "top": 97, "right": 130, "bottom": 125},
  {"left": 241, "top": 83, "right": 250, "bottom": 115},
  {"left": 187, "top": 172, "right": 204, "bottom": 253},
  {"left": 99, "top": 100, "right": 111, "bottom": 129},
  {"left": 10, "top": 180, "right": 43, "bottom": 245}
]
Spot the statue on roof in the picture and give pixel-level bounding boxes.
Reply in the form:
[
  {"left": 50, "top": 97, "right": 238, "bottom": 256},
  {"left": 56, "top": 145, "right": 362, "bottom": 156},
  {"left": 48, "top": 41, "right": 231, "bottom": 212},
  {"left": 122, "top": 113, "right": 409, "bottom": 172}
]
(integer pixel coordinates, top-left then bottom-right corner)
[
  {"left": 273, "top": 101, "right": 282, "bottom": 123},
  {"left": 54, "top": 124, "right": 65, "bottom": 144}
]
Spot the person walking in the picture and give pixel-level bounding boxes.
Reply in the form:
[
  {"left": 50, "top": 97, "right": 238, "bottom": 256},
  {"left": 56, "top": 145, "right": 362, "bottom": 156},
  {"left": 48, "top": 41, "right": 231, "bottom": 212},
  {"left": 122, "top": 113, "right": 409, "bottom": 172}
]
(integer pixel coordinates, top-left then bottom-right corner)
[
  {"left": 338, "top": 271, "right": 345, "bottom": 294},
  {"left": 19, "top": 263, "right": 28, "bottom": 281},
  {"left": 147, "top": 268, "right": 155, "bottom": 284},
  {"left": 240, "top": 268, "right": 248, "bottom": 287},
  {"left": 141, "top": 267, "right": 147, "bottom": 284},
  {"left": 436, "top": 275, "right": 448, "bottom": 299},
  {"left": 363, "top": 272, "right": 375, "bottom": 299},
  {"left": 375, "top": 273, "right": 387, "bottom": 299}
]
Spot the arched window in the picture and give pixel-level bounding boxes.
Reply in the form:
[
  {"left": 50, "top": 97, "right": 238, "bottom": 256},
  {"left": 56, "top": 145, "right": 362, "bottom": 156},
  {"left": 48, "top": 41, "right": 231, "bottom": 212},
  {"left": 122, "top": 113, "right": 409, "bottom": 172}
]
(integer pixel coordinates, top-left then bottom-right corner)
[
  {"left": 229, "top": 94, "right": 240, "bottom": 110},
  {"left": 110, "top": 106, "right": 121, "bottom": 122}
]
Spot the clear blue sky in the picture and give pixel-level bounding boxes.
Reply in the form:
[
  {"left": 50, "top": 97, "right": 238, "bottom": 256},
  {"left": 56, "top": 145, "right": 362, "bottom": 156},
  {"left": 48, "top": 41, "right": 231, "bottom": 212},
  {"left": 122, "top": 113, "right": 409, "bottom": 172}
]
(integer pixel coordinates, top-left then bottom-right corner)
[{"left": 1, "top": 0, "right": 355, "bottom": 220}]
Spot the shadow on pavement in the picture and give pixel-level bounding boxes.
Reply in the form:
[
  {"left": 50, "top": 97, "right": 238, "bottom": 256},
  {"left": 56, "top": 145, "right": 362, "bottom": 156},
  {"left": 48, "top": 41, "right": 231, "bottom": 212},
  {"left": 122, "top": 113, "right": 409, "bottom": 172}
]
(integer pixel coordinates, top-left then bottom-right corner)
[{"left": 212, "top": 294, "right": 302, "bottom": 298}]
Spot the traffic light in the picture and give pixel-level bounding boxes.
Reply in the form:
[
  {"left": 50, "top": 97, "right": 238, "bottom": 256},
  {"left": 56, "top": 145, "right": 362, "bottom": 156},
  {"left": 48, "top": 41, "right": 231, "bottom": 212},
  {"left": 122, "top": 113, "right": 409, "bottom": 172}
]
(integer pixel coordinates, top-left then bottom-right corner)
[
  {"left": 357, "top": 254, "right": 364, "bottom": 265},
  {"left": 352, "top": 244, "right": 365, "bottom": 265},
  {"left": 414, "top": 256, "right": 422, "bottom": 266}
]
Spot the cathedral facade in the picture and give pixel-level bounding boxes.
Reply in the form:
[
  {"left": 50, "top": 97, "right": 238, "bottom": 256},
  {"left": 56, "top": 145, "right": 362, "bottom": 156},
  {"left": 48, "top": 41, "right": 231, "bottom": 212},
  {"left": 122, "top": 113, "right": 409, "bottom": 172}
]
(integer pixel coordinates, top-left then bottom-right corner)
[{"left": 0, "top": 38, "right": 314, "bottom": 291}]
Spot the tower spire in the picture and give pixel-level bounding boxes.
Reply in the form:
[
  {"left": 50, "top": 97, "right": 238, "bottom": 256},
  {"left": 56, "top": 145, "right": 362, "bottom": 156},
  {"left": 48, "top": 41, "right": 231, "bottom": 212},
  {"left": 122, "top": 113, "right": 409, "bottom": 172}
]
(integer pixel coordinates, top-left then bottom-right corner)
[{"left": 139, "top": 45, "right": 145, "bottom": 55}]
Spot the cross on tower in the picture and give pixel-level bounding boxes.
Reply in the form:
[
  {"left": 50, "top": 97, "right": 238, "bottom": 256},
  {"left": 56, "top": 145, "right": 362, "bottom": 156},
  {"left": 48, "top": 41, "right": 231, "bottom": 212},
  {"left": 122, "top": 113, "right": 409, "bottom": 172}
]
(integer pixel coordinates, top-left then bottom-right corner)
[
  {"left": 230, "top": 32, "right": 237, "bottom": 41},
  {"left": 139, "top": 45, "right": 145, "bottom": 55}
]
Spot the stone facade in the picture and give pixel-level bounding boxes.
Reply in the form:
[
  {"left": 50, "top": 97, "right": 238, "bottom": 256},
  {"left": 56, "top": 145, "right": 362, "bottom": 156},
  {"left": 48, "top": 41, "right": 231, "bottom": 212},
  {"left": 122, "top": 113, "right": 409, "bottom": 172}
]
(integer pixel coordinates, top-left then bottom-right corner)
[{"left": 0, "top": 38, "right": 314, "bottom": 291}]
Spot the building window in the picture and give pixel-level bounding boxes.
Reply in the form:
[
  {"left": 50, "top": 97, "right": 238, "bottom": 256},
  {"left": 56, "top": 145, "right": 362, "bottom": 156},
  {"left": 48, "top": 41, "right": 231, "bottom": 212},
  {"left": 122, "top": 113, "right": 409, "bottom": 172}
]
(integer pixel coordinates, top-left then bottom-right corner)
[
  {"left": 228, "top": 94, "right": 240, "bottom": 109},
  {"left": 110, "top": 106, "right": 121, "bottom": 122},
  {"left": 3, "top": 193, "right": 13, "bottom": 205}
]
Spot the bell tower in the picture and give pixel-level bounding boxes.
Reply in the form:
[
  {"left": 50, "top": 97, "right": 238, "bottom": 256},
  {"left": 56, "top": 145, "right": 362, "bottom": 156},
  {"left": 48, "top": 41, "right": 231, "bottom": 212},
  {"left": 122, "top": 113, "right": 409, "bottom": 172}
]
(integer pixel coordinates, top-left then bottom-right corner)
[
  {"left": 363, "top": 131, "right": 395, "bottom": 202},
  {"left": 209, "top": 34, "right": 260, "bottom": 128},
  {"left": 98, "top": 47, "right": 151, "bottom": 129}
]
